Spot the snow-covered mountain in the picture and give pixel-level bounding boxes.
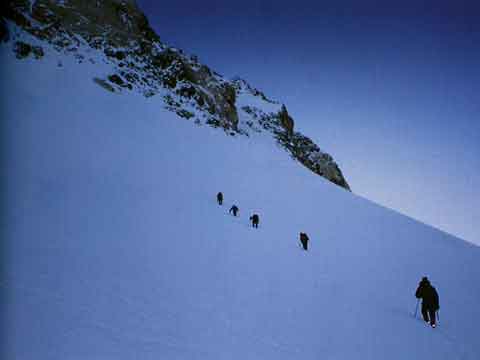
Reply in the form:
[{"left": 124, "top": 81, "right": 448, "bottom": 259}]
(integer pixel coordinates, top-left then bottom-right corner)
[
  {"left": 1, "top": 0, "right": 350, "bottom": 190},
  {"left": 2, "top": 2, "right": 480, "bottom": 360}
]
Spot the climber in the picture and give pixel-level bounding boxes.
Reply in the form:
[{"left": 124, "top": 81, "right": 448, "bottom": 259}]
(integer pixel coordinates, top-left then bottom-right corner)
[
  {"left": 299, "top": 232, "right": 309, "bottom": 250},
  {"left": 229, "top": 205, "right": 239, "bottom": 216},
  {"left": 217, "top": 192, "right": 223, "bottom": 205},
  {"left": 415, "top": 276, "right": 440, "bottom": 328},
  {"left": 249, "top": 214, "right": 259, "bottom": 228}
]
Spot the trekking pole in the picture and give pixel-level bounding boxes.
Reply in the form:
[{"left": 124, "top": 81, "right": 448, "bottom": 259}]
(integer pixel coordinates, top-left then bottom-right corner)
[
  {"left": 414, "top": 299, "right": 420, "bottom": 318},
  {"left": 436, "top": 310, "right": 440, "bottom": 323}
]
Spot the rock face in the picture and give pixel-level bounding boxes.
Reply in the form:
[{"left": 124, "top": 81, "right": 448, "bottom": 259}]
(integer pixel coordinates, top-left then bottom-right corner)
[
  {"left": 1, "top": 0, "right": 351, "bottom": 191},
  {"left": 14, "top": 40, "right": 44, "bottom": 58},
  {"left": 0, "top": 18, "right": 8, "bottom": 42},
  {"left": 279, "top": 105, "right": 294, "bottom": 136}
]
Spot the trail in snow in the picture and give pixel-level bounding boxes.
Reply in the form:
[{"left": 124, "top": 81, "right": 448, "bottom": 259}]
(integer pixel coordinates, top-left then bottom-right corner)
[{"left": 1, "top": 38, "right": 480, "bottom": 360}]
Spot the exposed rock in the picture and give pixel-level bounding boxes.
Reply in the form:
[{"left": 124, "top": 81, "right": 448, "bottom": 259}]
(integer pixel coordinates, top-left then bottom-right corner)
[
  {"left": 1, "top": 2, "right": 31, "bottom": 28},
  {"left": 32, "top": 45, "right": 44, "bottom": 59},
  {"left": 275, "top": 129, "right": 351, "bottom": 191},
  {"left": 108, "top": 74, "right": 125, "bottom": 86},
  {"left": 107, "top": 74, "right": 132, "bottom": 89},
  {"left": 1, "top": 0, "right": 351, "bottom": 191},
  {"left": 114, "top": 50, "right": 125, "bottom": 60},
  {"left": 14, "top": 41, "right": 32, "bottom": 59},
  {"left": 14, "top": 41, "right": 43, "bottom": 59},
  {"left": 204, "top": 83, "right": 239, "bottom": 131},
  {"left": 152, "top": 48, "right": 177, "bottom": 69},
  {"left": 232, "top": 77, "right": 277, "bottom": 104},
  {"left": 0, "top": 18, "right": 9, "bottom": 42},
  {"left": 278, "top": 104, "right": 294, "bottom": 135},
  {"left": 176, "top": 109, "right": 194, "bottom": 119},
  {"left": 93, "top": 77, "right": 115, "bottom": 92},
  {"left": 14, "top": 40, "right": 31, "bottom": 58},
  {"left": 194, "top": 64, "right": 212, "bottom": 83},
  {"left": 177, "top": 85, "right": 196, "bottom": 98}
]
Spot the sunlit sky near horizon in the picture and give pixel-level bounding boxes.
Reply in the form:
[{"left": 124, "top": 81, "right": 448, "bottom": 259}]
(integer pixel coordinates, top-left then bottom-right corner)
[{"left": 138, "top": 0, "right": 480, "bottom": 245}]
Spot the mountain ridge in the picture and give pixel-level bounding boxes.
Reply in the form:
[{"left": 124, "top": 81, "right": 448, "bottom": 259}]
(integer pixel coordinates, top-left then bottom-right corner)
[{"left": 1, "top": 0, "right": 350, "bottom": 190}]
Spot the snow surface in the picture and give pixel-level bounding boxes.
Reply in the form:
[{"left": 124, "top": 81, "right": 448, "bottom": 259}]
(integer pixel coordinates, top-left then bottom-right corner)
[{"left": 1, "top": 42, "right": 480, "bottom": 360}]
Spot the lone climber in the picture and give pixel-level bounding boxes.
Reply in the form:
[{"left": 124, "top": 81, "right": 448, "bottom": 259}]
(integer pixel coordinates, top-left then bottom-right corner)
[
  {"left": 250, "top": 214, "right": 259, "bottom": 228},
  {"left": 229, "top": 205, "right": 239, "bottom": 217},
  {"left": 415, "top": 276, "right": 440, "bottom": 328},
  {"left": 217, "top": 192, "right": 223, "bottom": 205},
  {"left": 299, "top": 232, "right": 309, "bottom": 250}
]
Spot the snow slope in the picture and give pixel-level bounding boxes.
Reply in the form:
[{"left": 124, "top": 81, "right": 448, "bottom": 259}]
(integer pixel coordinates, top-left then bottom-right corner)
[{"left": 2, "top": 42, "right": 480, "bottom": 360}]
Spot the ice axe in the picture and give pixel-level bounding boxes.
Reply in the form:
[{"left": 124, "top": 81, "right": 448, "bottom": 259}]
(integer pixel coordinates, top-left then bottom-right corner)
[{"left": 414, "top": 298, "right": 420, "bottom": 318}]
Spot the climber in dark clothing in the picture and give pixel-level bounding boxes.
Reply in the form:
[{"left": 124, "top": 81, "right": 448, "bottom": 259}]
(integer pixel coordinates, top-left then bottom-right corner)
[
  {"left": 217, "top": 192, "right": 223, "bottom": 205},
  {"left": 415, "top": 276, "right": 440, "bottom": 328},
  {"left": 229, "top": 205, "right": 239, "bottom": 216},
  {"left": 250, "top": 214, "right": 259, "bottom": 228},
  {"left": 299, "top": 232, "right": 309, "bottom": 250}
]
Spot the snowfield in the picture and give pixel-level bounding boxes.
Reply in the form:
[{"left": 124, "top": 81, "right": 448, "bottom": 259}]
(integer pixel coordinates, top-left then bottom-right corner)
[{"left": 2, "top": 43, "right": 480, "bottom": 360}]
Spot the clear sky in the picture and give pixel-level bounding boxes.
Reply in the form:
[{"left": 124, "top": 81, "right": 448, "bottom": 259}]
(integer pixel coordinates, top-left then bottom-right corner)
[{"left": 137, "top": 0, "right": 480, "bottom": 245}]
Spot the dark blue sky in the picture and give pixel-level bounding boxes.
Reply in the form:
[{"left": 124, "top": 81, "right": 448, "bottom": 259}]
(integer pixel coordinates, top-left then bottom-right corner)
[{"left": 137, "top": 0, "right": 480, "bottom": 244}]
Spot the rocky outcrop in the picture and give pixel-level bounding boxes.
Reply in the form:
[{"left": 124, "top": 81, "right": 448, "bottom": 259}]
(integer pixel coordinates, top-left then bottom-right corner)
[
  {"left": 0, "top": 18, "right": 8, "bottom": 42},
  {"left": 14, "top": 40, "right": 44, "bottom": 58},
  {"left": 238, "top": 102, "right": 350, "bottom": 190},
  {"left": 278, "top": 105, "right": 294, "bottom": 136},
  {"left": 1, "top": 0, "right": 350, "bottom": 191},
  {"left": 278, "top": 132, "right": 350, "bottom": 190}
]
